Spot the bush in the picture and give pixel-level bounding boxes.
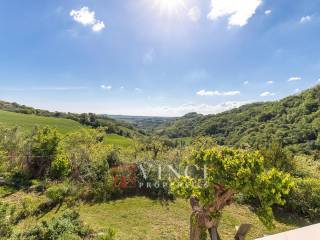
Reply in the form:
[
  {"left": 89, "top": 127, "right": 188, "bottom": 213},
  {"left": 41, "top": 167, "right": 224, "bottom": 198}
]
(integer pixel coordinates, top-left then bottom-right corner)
[
  {"left": 76, "top": 157, "right": 115, "bottom": 202},
  {"left": 14, "top": 210, "right": 92, "bottom": 240},
  {"left": 9, "top": 171, "right": 30, "bottom": 188},
  {"left": 106, "top": 150, "right": 120, "bottom": 168},
  {"left": 46, "top": 183, "right": 70, "bottom": 204},
  {"left": 26, "top": 127, "right": 60, "bottom": 179},
  {"left": 50, "top": 152, "right": 71, "bottom": 180},
  {"left": 286, "top": 178, "right": 320, "bottom": 220},
  {"left": 0, "top": 201, "right": 13, "bottom": 238}
]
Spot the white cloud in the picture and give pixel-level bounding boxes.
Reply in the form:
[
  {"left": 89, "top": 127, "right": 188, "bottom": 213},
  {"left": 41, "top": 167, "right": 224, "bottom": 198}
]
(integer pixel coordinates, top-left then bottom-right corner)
[
  {"left": 101, "top": 85, "right": 112, "bottom": 90},
  {"left": 260, "top": 91, "right": 275, "bottom": 97},
  {"left": 128, "top": 101, "right": 249, "bottom": 117},
  {"left": 70, "top": 7, "right": 96, "bottom": 25},
  {"left": 294, "top": 88, "right": 300, "bottom": 93},
  {"left": 135, "top": 88, "right": 143, "bottom": 92},
  {"left": 300, "top": 15, "right": 312, "bottom": 24},
  {"left": 70, "top": 6, "right": 105, "bottom": 32},
  {"left": 197, "top": 89, "right": 240, "bottom": 96},
  {"left": 143, "top": 49, "right": 154, "bottom": 65},
  {"left": 267, "top": 80, "right": 274, "bottom": 84},
  {"left": 265, "top": 9, "right": 272, "bottom": 15},
  {"left": 318, "top": 78, "right": 320, "bottom": 82},
  {"left": 207, "top": 0, "right": 262, "bottom": 27},
  {"left": 188, "top": 6, "right": 201, "bottom": 22},
  {"left": 243, "top": 81, "right": 249, "bottom": 85},
  {"left": 92, "top": 21, "right": 105, "bottom": 32},
  {"left": 288, "top": 76, "right": 302, "bottom": 82}
]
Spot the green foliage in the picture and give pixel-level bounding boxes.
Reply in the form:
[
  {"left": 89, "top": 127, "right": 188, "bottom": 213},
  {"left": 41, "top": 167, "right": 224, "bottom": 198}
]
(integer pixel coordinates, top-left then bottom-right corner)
[
  {"left": 61, "top": 129, "right": 108, "bottom": 179},
  {"left": 50, "top": 151, "right": 71, "bottom": 179},
  {"left": 95, "top": 228, "right": 116, "bottom": 240},
  {"left": 0, "top": 201, "right": 13, "bottom": 238},
  {"left": 13, "top": 210, "right": 92, "bottom": 240},
  {"left": 13, "top": 196, "right": 36, "bottom": 223},
  {"left": 171, "top": 146, "right": 294, "bottom": 229},
  {"left": 286, "top": 178, "right": 320, "bottom": 220},
  {"left": 46, "top": 183, "right": 70, "bottom": 204},
  {"left": 9, "top": 171, "right": 30, "bottom": 188},
  {"left": 259, "top": 141, "right": 295, "bottom": 172},
  {"left": 105, "top": 148, "right": 120, "bottom": 167},
  {"left": 0, "top": 126, "right": 25, "bottom": 173},
  {"left": 158, "top": 85, "right": 320, "bottom": 155},
  {"left": 27, "top": 127, "right": 60, "bottom": 178}
]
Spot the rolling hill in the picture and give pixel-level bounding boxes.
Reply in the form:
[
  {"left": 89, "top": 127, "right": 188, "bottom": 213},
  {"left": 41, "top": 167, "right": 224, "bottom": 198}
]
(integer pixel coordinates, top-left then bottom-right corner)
[
  {"left": 0, "top": 100, "right": 144, "bottom": 138},
  {"left": 156, "top": 85, "right": 320, "bottom": 155},
  {"left": 0, "top": 109, "right": 84, "bottom": 134}
]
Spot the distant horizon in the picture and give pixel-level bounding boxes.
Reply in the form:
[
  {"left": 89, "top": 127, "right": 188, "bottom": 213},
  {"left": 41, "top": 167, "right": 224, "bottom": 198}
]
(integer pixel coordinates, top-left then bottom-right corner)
[{"left": 2, "top": 84, "right": 318, "bottom": 117}]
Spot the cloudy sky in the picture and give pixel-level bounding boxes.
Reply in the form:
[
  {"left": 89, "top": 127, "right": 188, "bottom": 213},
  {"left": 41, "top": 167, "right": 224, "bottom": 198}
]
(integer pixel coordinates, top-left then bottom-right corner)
[{"left": 0, "top": 0, "right": 319, "bottom": 116}]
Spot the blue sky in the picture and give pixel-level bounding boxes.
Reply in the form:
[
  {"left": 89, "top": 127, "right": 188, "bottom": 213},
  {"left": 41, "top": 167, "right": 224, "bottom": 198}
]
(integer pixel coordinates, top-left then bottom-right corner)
[{"left": 0, "top": 0, "right": 319, "bottom": 116}]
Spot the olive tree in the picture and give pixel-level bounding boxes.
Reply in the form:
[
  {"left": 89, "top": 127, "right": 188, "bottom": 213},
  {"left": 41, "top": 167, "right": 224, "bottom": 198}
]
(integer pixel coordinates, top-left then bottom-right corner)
[{"left": 171, "top": 146, "right": 293, "bottom": 240}]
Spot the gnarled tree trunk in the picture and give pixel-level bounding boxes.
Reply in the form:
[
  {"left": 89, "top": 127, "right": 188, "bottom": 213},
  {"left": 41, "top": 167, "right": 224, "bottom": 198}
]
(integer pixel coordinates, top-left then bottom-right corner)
[{"left": 189, "top": 184, "right": 235, "bottom": 240}]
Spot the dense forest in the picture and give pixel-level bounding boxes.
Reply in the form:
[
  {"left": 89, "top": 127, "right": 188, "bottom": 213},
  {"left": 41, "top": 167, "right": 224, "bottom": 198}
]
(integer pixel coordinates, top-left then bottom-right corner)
[{"left": 155, "top": 85, "right": 320, "bottom": 155}]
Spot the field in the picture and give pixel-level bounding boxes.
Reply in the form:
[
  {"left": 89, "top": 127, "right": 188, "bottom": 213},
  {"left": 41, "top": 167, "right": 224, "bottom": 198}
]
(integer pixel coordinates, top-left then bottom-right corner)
[
  {"left": 0, "top": 110, "right": 83, "bottom": 134},
  {"left": 0, "top": 110, "right": 134, "bottom": 147},
  {"left": 78, "top": 198, "right": 302, "bottom": 240},
  {"left": 104, "top": 133, "right": 134, "bottom": 148},
  {"left": 4, "top": 191, "right": 303, "bottom": 240}
]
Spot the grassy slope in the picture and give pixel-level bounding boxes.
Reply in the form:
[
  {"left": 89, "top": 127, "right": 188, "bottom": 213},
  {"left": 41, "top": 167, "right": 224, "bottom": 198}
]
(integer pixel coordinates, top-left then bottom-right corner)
[
  {"left": 79, "top": 198, "right": 301, "bottom": 240},
  {"left": 104, "top": 133, "right": 134, "bottom": 148},
  {"left": 0, "top": 110, "right": 134, "bottom": 147},
  {"left": 8, "top": 194, "right": 303, "bottom": 240},
  {"left": 0, "top": 109, "right": 83, "bottom": 134}
]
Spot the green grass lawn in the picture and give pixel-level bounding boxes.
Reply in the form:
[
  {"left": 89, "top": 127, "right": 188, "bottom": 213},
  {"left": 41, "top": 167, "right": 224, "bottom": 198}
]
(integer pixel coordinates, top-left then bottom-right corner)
[
  {"left": 104, "top": 134, "right": 134, "bottom": 148},
  {"left": 10, "top": 194, "right": 303, "bottom": 240},
  {"left": 172, "top": 137, "right": 192, "bottom": 145},
  {"left": 0, "top": 109, "right": 84, "bottom": 134},
  {"left": 78, "top": 197, "right": 302, "bottom": 240}
]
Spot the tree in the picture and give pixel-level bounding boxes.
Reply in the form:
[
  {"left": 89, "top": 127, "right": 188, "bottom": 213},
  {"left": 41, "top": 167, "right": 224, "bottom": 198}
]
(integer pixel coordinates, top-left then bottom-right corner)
[
  {"left": 145, "top": 137, "right": 164, "bottom": 160},
  {"left": 26, "top": 127, "right": 60, "bottom": 178},
  {"left": 171, "top": 146, "right": 293, "bottom": 240},
  {"left": 259, "top": 141, "right": 295, "bottom": 172}
]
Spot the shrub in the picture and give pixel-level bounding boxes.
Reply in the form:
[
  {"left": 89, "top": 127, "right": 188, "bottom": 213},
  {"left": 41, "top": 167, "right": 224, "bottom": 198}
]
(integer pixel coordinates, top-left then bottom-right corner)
[
  {"left": 46, "top": 183, "right": 70, "bottom": 204},
  {"left": 259, "top": 141, "right": 295, "bottom": 173},
  {"left": 106, "top": 150, "right": 120, "bottom": 168},
  {"left": 9, "top": 171, "right": 30, "bottom": 188},
  {"left": 14, "top": 210, "right": 92, "bottom": 240},
  {"left": 26, "top": 127, "right": 60, "bottom": 179},
  {"left": 50, "top": 152, "right": 71, "bottom": 180},
  {"left": 0, "top": 201, "right": 13, "bottom": 238},
  {"left": 286, "top": 178, "right": 320, "bottom": 220}
]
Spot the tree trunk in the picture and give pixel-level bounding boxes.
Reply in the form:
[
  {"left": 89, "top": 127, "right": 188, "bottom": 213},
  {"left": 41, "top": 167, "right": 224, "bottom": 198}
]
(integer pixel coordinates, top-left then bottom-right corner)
[
  {"left": 190, "top": 213, "right": 201, "bottom": 240},
  {"left": 208, "top": 226, "right": 220, "bottom": 240}
]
